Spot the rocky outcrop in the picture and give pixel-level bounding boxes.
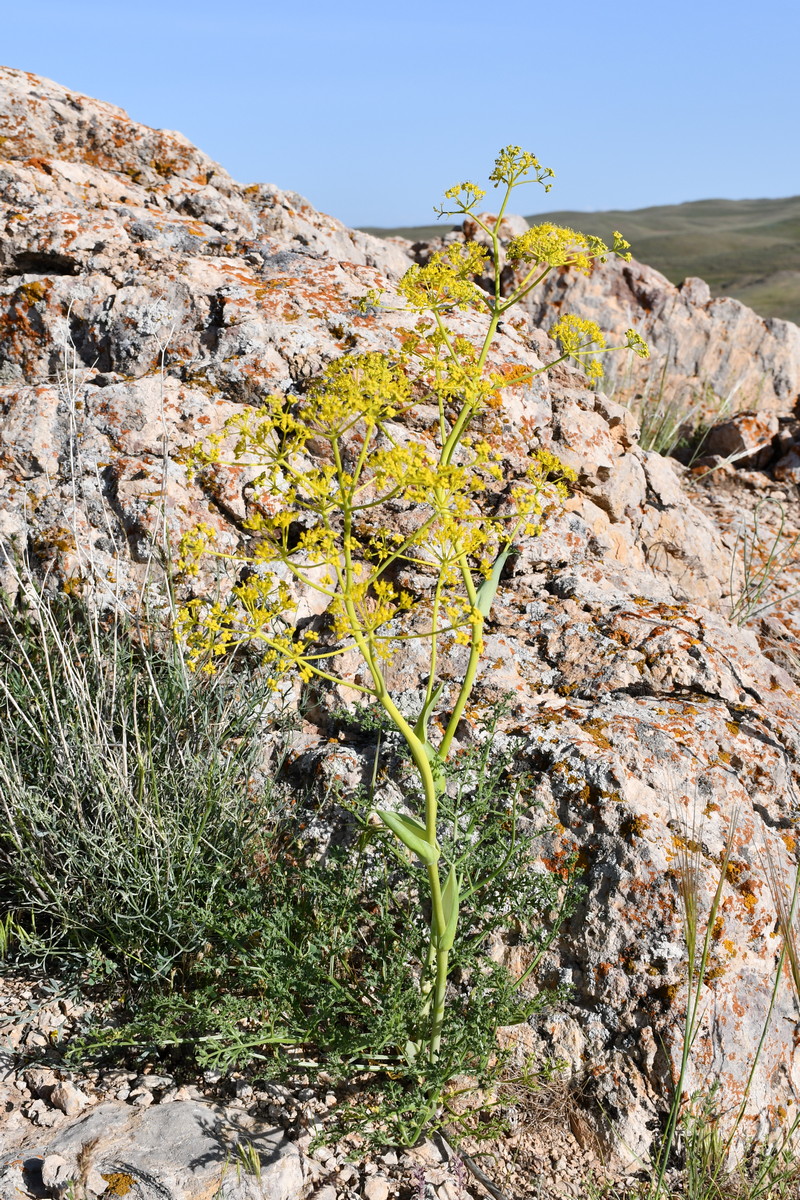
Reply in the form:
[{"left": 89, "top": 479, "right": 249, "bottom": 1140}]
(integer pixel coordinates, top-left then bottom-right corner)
[
  {"left": 0, "top": 1099, "right": 302, "bottom": 1200},
  {"left": 3, "top": 65, "right": 800, "bottom": 1168},
  {"left": 525, "top": 257, "right": 800, "bottom": 411}
]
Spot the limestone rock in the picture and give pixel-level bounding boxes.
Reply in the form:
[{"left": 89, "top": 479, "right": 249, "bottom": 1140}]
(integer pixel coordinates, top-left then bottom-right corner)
[
  {"left": 774, "top": 447, "right": 800, "bottom": 484},
  {"left": 702, "top": 410, "right": 780, "bottom": 468},
  {"left": 50, "top": 1081, "right": 89, "bottom": 1118},
  {"left": 0, "top": 1100, "right": 302, "bottom": 1200},
  {"left": 523, "top": 255, "right": 800, "bottom": 412}
]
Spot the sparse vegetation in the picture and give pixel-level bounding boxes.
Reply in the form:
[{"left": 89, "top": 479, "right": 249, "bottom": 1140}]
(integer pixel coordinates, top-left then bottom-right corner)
[
  {"left": 0, "top": 574, "right": 577, "bottom": 1147},
  {"left": 729, "top": 498, "right": 800, "bottom": 626}
]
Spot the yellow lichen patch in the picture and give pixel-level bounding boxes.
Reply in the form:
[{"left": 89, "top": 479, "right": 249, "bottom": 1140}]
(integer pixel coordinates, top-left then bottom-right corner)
[
  {"left": 581, "top": 718, "right": 612, "bottom": 750},
  {"left": 16, "top": 280, "right": 48, "bottom": 304},
  {"left": 725, "top": 859, "right": 746, "bottom": 884},
  {"left": 621, "top": 813, "right": 651, "bottom": 840},
  {"left": 101, "top": 1173, "right": 135, "bottom": 1196}
]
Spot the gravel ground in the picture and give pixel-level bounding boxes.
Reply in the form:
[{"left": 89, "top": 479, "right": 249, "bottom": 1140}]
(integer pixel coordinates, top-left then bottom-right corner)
[{"left": 0, "top": 973, "right": 642, "bottom": 1199}]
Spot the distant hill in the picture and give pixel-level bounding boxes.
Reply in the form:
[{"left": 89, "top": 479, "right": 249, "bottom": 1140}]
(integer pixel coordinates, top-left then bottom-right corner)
[{"left": 361, "top": 196, "right": 800, "bottom": 325}]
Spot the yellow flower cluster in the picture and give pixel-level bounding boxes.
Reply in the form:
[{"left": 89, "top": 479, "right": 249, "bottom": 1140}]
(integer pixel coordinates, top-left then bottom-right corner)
[
  {"left": 397, "top": 243, "right": 488, "bottom": 313},
  {"left": 177, "top": 147, "right": 647, "bottom": 724},
  {"left": 177, "top": 339, "right": 574, "bottom": 683},
  {"left": 507, "top": 224, "right": 600, "bottom": 275},
  {"left": 435, "top": 147, "right": 554, "bottom": 223},
  {"left": 488, "top": 145, "right": 554, "bottom": 191},
  {"left": 442, "top": 180, "right": 486, "bottom": 206},
  {"left": 625, "top": 328, "right": 650, "bottom": 358},
  {"left": 549, "top": 314, "right": 608, "bottom": 380}
]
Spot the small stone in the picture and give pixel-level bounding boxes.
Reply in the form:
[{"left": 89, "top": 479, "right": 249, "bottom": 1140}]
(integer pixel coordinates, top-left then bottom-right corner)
[
  {"left": 3, "top": 1026, "right": 24, "bottom": 1050},
  {"left": 51, "top": 1080, "right": 89, "bottom": 1117},
  {"left": 136, "top": 1073, "right": 174, "bottom": 1090},
  {"left": 3, "top": 1108, "right": 25, "bottom": 1134},
  {"left": 85, "top": 1166, "right": 112, "bottom": 1196},
  {"left": 203, "top": 1068, "right": 223, "bottom": 1084},
  {"left": 41, "top": 1154, "right": 72, "bottom": 1191},
  {"left": 313, "top": 1188, "right": 338, "bottom": 1200},
  {"left": 131, "top": 1089, "right": 154, "bottom": 1107},
  {"left": 24, "top": 1030, "right": 49, "bottom": 1049},
  {"left": 380, "top": 1151, "right": 398, "bottom": 1167},
  {"left": 27, "top": 1097, "right": 59, "bottom": 1127},
  {"left": 363, "top": 1174, "right": 391, "bottom": 1200},
  {"left": 23, "top": 1066, "right": 58, "bottom": 1096},
  {"left": 435, "top": 1183, "right": 459, "bottom": 1200},
  {"left": 406, "top": 1140, "right": 444, "bottom": 1166}
]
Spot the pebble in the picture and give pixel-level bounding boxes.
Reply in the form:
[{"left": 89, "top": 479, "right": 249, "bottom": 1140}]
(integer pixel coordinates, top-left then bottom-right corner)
[
  {"left": 51, "top": 1080, "right": 89, "bottom": 1117},
  {"left": 23, "top": 1066, "right": 57, "bottom": 1096},
  {"left": 363, "top": 1174, "right": 391, "bottom": 1200},
  {"left": 26, "top": 1098, "right": 59, "bottom": 1127},
  {"left": 41, "top": 1154, "right": 71, "bottom": 1190},
  {"left": 24, "top": 1030, "right": 49, "bottom": 1049},
  {"left": 136, "top": 1073, "right": 174, "bottom": 1090}
]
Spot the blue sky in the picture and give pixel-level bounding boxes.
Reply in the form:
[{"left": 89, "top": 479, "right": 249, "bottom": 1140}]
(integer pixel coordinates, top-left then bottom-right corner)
[{"left": 2, "top": 0, "right": 797, "bottom": 228}]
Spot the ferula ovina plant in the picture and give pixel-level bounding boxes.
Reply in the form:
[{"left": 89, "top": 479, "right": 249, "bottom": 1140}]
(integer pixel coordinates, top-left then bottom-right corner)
[{"left": 177, "top": 146, "right": 648, "bottom": 1066}]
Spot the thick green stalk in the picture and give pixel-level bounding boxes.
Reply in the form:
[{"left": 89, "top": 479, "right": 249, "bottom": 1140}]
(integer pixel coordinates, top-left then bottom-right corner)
[
  {"left": 337, "top": 459, "right": 450, "bottom": 1057},
  {"left": 428, "top": 894, "right": 450, "bottom": 1057}
]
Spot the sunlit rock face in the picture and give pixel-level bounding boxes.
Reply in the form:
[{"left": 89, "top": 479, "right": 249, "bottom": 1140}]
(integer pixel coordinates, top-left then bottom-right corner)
[{"left": 3, "top": 65, "right": 800, "bottom": 1162}]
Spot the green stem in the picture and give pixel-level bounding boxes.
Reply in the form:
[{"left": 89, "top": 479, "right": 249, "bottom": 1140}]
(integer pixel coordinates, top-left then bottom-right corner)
[
  {"left": 429, "top": 907, "right": 450, "bottom": 1058},
  {"left": 439, "top": 557, "right": 482, "bottom": 760}
]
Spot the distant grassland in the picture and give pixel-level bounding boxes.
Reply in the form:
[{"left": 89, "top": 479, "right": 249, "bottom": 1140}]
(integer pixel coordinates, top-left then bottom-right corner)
[{"left": 361, "top": 196, "right": 800, "bottom": 325}]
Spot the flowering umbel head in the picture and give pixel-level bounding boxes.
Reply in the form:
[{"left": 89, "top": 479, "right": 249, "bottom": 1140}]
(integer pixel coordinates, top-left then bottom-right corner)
[
  {"left": 488, "top": 145, "right": 554, "bottom": 191},
  {"left": 549, "top": 314, "right": 607, "bottom": 380},
  {"left": 435, "top": 146, "right": 554, "bottom": 221}
]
